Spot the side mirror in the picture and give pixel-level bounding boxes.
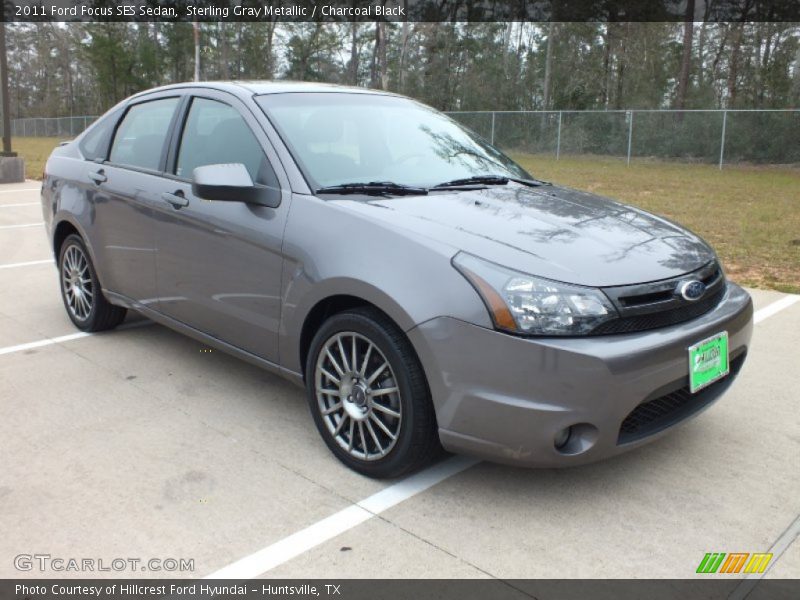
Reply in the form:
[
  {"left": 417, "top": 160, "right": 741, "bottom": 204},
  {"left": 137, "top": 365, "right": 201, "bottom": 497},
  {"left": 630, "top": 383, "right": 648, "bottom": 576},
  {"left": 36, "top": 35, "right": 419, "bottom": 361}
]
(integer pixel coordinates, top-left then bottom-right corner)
[{"left": 191, "top": 163, "right": 280, "bottom": 208}]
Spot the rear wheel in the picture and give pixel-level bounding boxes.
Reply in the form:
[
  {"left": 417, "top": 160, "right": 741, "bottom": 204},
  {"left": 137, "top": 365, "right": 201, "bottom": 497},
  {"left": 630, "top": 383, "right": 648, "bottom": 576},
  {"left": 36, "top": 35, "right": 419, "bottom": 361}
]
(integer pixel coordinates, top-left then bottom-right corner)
[
  {"left": 58, "top": 234, "right": 126, "bottom": 331},
  {"left": 305, "top": 307, "right": 439, "bottom": 478}
]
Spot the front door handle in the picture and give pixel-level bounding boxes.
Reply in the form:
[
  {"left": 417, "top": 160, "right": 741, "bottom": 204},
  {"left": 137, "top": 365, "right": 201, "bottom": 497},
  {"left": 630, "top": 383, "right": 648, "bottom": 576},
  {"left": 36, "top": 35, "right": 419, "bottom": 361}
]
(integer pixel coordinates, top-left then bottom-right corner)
[
  {"left": 88, "top": 170, "right": 106, "bottom": 184},
  {"left": 162, "top": 191, "right": 189, "bottom": 209}
]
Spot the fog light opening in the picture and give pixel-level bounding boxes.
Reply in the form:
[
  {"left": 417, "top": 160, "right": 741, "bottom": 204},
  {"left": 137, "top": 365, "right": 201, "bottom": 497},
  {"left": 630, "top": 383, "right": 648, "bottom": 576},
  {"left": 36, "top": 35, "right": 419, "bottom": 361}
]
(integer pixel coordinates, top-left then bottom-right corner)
[
  {"left": 554, "top": 426, "right": 572, "bottom": 450},
  {"left": 553, "top": 423, "right": 599, "bottom": 456}
]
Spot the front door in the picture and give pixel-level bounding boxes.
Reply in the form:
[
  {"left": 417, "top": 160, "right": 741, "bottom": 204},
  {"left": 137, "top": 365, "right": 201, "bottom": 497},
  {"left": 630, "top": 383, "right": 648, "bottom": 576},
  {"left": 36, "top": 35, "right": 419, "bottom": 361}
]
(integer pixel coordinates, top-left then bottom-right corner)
[{"left": 152, "top": 93, "right": 290, "bottom": 363}]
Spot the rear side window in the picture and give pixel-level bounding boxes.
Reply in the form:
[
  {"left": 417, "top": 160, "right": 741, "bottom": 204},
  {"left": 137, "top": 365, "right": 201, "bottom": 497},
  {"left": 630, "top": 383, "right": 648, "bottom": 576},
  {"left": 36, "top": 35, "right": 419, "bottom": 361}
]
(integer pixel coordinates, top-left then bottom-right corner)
[
  {"left": 78, "top": 110, "right": 120, "bottom": 161},
  {"left": 109, "top": 98, "right": 179, "bottom": 171},
  {"left": 175, "top": 97, "right": 279, "bottom": 188}
]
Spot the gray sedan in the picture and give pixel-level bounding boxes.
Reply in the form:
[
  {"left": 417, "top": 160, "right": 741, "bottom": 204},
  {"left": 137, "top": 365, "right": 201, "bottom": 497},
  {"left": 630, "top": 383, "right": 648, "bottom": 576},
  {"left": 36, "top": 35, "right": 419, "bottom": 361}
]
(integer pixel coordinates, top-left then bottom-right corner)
[{"left": 41, "top": 82, "right": 752, "bottom": 478}]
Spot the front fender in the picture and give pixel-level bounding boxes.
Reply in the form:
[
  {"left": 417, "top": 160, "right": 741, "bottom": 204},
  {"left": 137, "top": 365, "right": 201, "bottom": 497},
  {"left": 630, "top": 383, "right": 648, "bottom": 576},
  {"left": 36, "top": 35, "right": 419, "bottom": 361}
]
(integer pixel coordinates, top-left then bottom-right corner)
[{"left": 277, "top": 194, "right": 493, "bottom": 375}]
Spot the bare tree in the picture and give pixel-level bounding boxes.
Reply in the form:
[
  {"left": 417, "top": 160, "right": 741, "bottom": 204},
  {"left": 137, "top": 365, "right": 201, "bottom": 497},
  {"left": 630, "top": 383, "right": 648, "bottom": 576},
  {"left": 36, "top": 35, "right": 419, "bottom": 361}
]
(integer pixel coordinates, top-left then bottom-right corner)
[{"left": 675, "top": 0, "right": 695, "bottom": 110}]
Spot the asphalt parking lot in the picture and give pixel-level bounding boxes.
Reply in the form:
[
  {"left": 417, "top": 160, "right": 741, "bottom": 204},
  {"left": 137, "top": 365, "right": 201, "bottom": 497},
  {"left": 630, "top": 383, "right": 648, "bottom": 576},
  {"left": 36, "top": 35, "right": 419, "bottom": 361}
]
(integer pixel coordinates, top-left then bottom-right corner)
[{"left": 1, "top": 182, "right": 798, "bottom": 586}]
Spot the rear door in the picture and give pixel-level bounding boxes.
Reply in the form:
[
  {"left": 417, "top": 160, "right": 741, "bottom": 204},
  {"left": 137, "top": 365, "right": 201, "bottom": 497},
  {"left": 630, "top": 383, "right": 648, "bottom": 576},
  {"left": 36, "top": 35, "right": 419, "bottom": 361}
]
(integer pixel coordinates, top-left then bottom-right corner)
[
  {"left": 151, "top": 90, "right": 291, "bottom": 363},
  {"left": 90, "top": 95, "right": 182, "bottom": 306}
]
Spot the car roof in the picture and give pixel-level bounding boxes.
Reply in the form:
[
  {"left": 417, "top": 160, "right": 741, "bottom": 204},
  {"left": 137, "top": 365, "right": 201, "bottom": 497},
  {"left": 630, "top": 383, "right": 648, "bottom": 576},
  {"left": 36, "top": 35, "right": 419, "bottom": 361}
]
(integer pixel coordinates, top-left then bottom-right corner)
[{"left": 131, "top": 80, "right": 400, "bottom": 100}]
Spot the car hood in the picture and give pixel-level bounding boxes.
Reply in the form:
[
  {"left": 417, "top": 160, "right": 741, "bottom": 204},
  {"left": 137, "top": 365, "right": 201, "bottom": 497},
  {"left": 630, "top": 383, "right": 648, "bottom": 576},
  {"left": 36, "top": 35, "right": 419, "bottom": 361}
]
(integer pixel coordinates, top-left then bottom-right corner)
[{"left": 331, "top": 183, "right": 716, "bottom": 287}]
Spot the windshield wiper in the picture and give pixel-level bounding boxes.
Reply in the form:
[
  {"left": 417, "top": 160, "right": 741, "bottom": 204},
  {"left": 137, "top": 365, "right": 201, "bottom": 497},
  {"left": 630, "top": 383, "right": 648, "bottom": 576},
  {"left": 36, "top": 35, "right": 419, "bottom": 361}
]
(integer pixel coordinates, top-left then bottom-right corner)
[
  {"left": 316, "top": 181, "right": 428, "bottom": 196},
  {"left": 431, "top": 175, "right": 546, "bottom": 189}
]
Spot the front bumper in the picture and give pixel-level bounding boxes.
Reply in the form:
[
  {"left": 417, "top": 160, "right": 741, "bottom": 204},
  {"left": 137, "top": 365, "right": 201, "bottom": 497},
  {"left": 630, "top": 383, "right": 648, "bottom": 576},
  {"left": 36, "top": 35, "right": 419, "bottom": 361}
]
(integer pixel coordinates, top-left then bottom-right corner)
[{"left": 407, "top": 282, "right": 753, "bottom": 467}]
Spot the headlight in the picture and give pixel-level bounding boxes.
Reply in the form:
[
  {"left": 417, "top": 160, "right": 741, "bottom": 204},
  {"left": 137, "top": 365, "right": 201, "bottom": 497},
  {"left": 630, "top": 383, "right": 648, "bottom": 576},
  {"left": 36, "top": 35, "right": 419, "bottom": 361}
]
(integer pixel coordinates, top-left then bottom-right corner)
[{"left": 453, "top": 253, "right": 618, "bottom": 336}]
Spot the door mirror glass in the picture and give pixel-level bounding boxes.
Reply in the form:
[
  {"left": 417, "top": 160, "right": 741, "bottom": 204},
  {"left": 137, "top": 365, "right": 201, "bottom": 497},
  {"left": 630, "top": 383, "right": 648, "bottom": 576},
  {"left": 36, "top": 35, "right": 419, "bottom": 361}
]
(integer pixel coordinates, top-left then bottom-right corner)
[{"left": 192, "top": 163, "right": 280, "bottom": 208}]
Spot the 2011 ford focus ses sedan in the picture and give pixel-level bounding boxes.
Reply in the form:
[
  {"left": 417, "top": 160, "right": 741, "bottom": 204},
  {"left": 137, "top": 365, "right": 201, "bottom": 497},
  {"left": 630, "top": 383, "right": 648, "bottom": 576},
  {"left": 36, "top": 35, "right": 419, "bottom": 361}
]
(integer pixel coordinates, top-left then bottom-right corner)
[{"left": 42, "top": 82, "right": 753, "bottom": 478}]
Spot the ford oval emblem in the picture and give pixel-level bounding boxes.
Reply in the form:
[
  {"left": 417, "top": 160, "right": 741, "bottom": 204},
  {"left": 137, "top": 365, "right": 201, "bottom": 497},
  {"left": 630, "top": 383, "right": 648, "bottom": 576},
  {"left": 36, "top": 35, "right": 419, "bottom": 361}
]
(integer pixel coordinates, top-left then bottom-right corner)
[{"left": 678, "top": 280, "right": 706, "bottom": 302}]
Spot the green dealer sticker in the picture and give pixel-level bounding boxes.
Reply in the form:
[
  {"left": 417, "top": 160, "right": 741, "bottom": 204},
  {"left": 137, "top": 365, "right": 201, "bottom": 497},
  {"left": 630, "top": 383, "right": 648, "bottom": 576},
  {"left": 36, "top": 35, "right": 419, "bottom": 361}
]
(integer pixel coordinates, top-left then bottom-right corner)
[{"left": 688, "top": 331, "right": 729, "bottom": 393}]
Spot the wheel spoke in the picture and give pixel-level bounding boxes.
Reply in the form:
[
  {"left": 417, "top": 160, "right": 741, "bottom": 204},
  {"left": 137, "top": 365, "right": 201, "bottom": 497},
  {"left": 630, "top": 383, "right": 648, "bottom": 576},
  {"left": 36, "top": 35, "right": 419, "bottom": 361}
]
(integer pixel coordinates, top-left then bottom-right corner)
[
  {"left": 332, "top": 414, "right": 348, "bottom": 436},
  {"left": 369, "top": 386, "right": 398, "bottom": 397},
  {"left": 365, "top": 420, "right": 384, "bottom": 455},
  {"left": 320, "top": 367, "right": 340, "bottom": 385},
  {"left": 336, "top": 337, "right": 351, "bottom": 373},
  {"left": 79, "top": 295, "right": 90, "bottom": 317},
  {"left": 322, "top": 401, "right": 342, "bottom": 415},
  {"left": 326, "top": 348, "right": 345, "bottom": 378},
  {"left": 358, "top": 421, "right": 368, "bottom": 456},
  {"left": 319, "top": 388, "right": 341, "bottom": 396},
  {"left": 369, "top": 412, "right": 397, "bottom": 441},
  {"left": 347, "top": 420, "right": 355, "bottom": 451},
  {"left": 371, "top": 402, "right": 400, "bottom": 419},
  {"left": 351, "top": 336, "right": 357, "bottom": 377},
  {"left": 366, "top": 361, "right": 388, "bottom": 386},
  {"left": 359, "top": 343, "right": 373, "bottom": 377}
]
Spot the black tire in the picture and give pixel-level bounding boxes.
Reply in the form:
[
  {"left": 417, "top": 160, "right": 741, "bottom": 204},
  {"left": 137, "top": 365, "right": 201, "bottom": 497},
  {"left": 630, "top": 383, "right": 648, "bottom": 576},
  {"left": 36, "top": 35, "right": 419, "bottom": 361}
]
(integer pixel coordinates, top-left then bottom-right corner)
[
  {"left": 305, "top": 307, "right": 440, "bottom": 478},
  {"left": 58, "top": 233, "right": 127, "bottom": 332}
]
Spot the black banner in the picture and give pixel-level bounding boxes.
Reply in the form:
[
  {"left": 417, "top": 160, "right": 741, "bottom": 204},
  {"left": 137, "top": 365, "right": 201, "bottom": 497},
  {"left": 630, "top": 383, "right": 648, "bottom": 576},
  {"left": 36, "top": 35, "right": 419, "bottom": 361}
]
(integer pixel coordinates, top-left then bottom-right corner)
[
  {"left": 2, "top": 579, "right": 800, "bottom": 600},
  {"left": 4, "top": 0, "right": 800, "bottom": 23}
]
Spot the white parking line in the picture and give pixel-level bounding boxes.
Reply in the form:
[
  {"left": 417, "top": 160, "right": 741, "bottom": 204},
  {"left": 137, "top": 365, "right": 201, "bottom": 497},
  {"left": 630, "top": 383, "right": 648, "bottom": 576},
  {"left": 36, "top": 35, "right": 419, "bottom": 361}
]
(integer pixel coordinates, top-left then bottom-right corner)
[
  {"left": 0, "top": 319, "right": 153, "bottom": 356},
  {"left": 753, "top": 294, "right": 800, "bottom": 324},
  {"left": 0, "top": 188, "right": 39, "bottom": 194},
  {"left": 729, "top": 512, "right": 800, "bottom": 600},
  {"left": 0, "top": 259, "right": 52, "bottom": 270},
  {"left": 204, "top": 455, "right": 479, "bottom": 579},
  {"left": 0, "top": 222, "right": 43, "bottom": 229},
  {"left": 202, "top": 292, "right": 800, "bottom": 579},
  {"left": 0, "top": 202, "right": 38, "bottom": 208}
]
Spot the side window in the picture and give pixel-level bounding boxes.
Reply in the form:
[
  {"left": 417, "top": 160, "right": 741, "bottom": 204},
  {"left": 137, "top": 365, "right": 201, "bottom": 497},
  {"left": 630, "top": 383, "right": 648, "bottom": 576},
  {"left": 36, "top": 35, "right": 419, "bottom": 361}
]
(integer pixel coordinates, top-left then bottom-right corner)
[
  {"left": 109, "top": 98, "right": 179, "bottom": 171},
  {"left": 78, "top": 109, "right": 121, "bottom": 161},
  {"left": 176, "top": 97, "right": 279, "bottom": 188}
]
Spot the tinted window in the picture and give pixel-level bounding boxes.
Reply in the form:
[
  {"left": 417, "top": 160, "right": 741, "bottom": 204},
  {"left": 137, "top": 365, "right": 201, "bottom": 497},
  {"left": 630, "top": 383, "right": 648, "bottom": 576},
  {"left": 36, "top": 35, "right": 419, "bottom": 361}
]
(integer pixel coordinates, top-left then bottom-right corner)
[
  {"left": 109, "top": 98, "right": 179, "bottom": 171},
  {"left": 176, "top": 98, "right": 278, "bottom": 188},
  {"left": 79, "top": 110, "right": 120, "bottom": 161},
  {"left": 256, "top": 93, "right": 530, "bottom": 189}
]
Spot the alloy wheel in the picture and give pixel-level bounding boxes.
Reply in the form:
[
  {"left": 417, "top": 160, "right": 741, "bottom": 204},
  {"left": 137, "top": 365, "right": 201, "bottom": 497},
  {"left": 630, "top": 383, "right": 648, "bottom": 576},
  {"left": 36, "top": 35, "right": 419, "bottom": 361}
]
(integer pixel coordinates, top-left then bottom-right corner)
[
  {"left": 61, "top": 245, "right": 93, "bottom": 321},
  {"left": 314, "top": 331, "right": 403, "bottom": 461}
]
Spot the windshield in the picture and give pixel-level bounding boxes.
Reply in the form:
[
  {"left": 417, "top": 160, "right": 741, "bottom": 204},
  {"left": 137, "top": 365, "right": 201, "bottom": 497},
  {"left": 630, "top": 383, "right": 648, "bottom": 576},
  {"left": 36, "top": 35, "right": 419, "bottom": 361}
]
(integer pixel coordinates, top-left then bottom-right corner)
[{"left": 256, "top": 93, "right": 531, "bottom": 190}]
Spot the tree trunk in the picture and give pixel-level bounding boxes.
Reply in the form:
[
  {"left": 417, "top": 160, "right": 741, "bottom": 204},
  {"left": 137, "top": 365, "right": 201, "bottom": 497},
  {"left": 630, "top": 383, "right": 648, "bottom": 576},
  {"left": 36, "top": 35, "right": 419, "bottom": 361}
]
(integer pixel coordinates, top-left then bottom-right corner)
[
  {"left": 542, "top": 22, "right": 555, "bottom": 110},
  {"left": 370, "top": 21, "right": 388, "bottom": 90},
  {"left": 265, "top": 21, "right": 276, "bottom": 79},
  {"left": 726, "top": 22, "right": 745, "bottom": 108},
  {"left": 349, "top": 23, "right": 359, "bottom": 85},
  {"left": 398, "top": 17, "right": 410, "bottom": 92},
  {"left": 601, "top": 24, "right": 612, "bottom": 108},
  {"left": 218, "top": 23, "right": 229, "bottom": 79},
  {"left": 614, "top": 23, "right": 629, "bottom": 109},
  {"left": 192, "top": 21, "right": 200, "bottom": 82},
  {"left": 675, "top": 0, "right": 695, "bottom": 111}
]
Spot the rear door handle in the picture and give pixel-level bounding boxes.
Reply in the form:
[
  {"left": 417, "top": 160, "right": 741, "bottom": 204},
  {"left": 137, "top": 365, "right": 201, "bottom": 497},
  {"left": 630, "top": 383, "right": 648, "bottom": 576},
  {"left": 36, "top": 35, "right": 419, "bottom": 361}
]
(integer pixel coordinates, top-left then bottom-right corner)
[
  {"left": 162, "top": 191, "right": 189, "bottom": 209},
  {"left": 88, "top": 170, "right": 106, "bottom": 184}
]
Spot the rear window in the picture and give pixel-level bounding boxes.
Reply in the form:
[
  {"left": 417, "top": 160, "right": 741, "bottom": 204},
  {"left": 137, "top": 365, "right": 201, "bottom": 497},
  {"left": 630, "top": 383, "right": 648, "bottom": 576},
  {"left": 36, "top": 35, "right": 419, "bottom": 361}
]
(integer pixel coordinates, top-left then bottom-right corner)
[
  {"left": 109, "top": 98, "right": 180, "bottom": 171},
  {"left": 78, "top": 110, "right": 120, "bottom": 161}
]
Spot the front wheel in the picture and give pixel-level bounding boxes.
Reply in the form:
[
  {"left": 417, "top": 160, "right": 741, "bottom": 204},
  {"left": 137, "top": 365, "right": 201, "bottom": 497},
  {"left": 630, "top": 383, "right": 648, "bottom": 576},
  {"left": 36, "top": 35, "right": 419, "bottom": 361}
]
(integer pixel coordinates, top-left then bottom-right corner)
[
  {"left": 58, "top": 234, "right": 127, "bottom": 332},
  {"left": 305, "top": 307, "right": 440, "bottom": 478}
]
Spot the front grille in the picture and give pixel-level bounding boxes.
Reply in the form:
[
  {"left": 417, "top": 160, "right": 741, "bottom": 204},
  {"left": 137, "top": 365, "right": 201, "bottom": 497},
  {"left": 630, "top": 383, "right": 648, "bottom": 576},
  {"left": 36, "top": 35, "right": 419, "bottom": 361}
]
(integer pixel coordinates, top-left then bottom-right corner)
[
  {"left": 591, "top": 286, "right": 725, "bottom": 335},
  {"left": 617, "top": 351, "right": 746, "bottom": 444}
]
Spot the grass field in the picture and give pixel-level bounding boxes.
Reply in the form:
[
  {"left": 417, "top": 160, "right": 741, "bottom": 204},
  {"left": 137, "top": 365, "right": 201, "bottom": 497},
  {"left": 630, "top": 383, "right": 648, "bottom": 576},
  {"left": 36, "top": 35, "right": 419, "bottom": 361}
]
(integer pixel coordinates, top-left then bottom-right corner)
[
  {"left": 10, "top": 137, "right": 799, "bottom": 293},
  {"left": 12, "top": 137, "right": 63, "bottom": 180}
]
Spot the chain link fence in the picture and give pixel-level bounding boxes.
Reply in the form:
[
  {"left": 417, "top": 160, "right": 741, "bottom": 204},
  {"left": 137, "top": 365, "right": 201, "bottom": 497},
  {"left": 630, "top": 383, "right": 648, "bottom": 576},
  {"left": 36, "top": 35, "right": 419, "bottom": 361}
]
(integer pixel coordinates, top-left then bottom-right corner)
[
  {"left": 9, "top": 109, "right": 800, "bottom": 168},
  {"left": 447, "top": 109, "right": 800, "bottom": 168},
  {"left": 10, "top": 116, "right": 99, "bottom": 138}
]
